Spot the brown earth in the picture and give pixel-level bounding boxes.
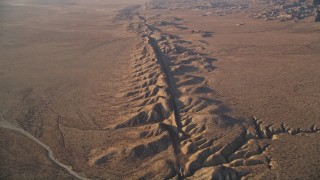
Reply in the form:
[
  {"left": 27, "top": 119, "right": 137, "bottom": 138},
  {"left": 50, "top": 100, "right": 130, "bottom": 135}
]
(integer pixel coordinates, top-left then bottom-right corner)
[{"left": 1, "top": 0, "right": 320, "bottom": 179}]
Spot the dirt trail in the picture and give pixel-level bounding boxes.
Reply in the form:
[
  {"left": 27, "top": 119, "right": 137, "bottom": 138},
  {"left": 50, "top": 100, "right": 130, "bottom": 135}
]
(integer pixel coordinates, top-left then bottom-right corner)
[{"left": 0, "top": 113, "right": 91, "bottom": 180}]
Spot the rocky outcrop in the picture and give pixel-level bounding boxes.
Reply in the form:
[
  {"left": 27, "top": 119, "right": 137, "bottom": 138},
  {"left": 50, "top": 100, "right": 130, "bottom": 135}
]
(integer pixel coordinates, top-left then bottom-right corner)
[{"left": 252, "top": 0, "right": 318, "bottom": 21}]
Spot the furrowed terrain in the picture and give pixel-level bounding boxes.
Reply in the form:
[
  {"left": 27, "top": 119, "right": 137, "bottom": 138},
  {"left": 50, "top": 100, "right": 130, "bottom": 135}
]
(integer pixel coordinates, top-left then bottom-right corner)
[{"left": 1, "top": 0, "right": 320, "bottom": 179}]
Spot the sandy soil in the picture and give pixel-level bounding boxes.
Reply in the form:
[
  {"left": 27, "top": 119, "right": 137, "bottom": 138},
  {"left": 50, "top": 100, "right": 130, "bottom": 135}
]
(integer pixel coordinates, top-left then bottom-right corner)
[
  {"left": 1, "top": 0, "right": 320, "bottom": 179},
  {"left": 0, "top": 0, "right": 146, "bottom": 178}
]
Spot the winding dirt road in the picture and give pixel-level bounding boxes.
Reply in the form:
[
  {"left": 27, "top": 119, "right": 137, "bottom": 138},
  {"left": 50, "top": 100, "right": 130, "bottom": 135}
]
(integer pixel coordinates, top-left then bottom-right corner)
[{"left": 0, "top": 113, "right": 90, "bottom": 180}]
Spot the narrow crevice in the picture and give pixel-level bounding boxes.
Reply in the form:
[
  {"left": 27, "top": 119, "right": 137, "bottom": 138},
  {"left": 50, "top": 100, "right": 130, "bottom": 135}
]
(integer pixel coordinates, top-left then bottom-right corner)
[
  {"left": 148, "top": 36, "right": 183, "bottom": 130},
  {"left": 146, "top": 34, "right": 186, "bottom": 179}
]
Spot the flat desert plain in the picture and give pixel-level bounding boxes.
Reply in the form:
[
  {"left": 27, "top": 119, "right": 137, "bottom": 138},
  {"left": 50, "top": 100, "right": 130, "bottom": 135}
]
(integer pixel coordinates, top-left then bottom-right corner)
[{"left": 1, "top": 0, "right": 320, "bottom": 179}]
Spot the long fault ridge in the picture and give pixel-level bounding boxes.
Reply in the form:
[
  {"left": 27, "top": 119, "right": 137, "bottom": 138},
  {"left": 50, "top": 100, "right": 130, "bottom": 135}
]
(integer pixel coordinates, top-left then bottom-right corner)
[
  {"left": 89, "top": 2, "right": 320, "bottom": 180},
  {"left": 0, "top": 1, "right": 319, "bottom": 180}
]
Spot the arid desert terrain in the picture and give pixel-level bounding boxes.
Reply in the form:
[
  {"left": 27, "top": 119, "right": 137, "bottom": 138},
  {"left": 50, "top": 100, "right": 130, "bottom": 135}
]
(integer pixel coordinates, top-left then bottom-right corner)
[{"left": 1, "top": 0, "right": 320, "bottom": 179}]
